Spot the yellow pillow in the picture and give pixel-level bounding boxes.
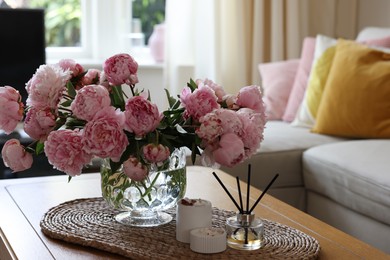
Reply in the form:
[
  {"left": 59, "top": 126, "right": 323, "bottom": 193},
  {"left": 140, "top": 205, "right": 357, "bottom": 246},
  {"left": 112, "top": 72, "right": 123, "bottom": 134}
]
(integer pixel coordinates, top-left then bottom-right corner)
[{"left": 312, "top": 39, "right": 390, "bottom": 138}]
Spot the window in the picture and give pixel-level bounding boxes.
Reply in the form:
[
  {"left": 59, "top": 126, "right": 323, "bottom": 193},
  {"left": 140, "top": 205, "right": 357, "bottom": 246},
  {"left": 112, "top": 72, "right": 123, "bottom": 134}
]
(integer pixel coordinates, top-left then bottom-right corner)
[
  {"left": 4, "top": 0, "right": 165, "bottom": 63},
  {"left": 27, "top": 0, "right": 81, "bottom": 47},
  {"left": 131, "top": 0, "right": 166, "bottom": 47}
]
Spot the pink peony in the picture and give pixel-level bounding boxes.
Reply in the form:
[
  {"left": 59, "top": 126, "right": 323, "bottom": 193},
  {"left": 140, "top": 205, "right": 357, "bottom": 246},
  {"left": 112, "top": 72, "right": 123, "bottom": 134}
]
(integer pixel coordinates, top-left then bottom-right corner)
[
  {"left": 213, "top": 133, "right": 245, "bottom": 167},
  {"left": 1, "top": 139, "right": 33, "bottom": 172},
  {"left": 179, "top": 86, "right": 192, "bottom": 105},
  {"left": 103, "top": 53, "right": 139, "bottom": 86},
  {"left": 237, "top": 108, "right": 267, "bottom": 133},
  {"left": 44, "top": 129, "right": 92, "bottom": 176},
  {"left": 81, "top": 69, "right": 101, "bottom": 86},
  {"left": 196, "top": 108, "right": 242, "bottom": 143},
  {"left": 196, "top": 112, "right": 223, "bottom": 143},
  {"left": 216, "top": 109, "right": 243, "bottom": 136},
  {"left": 180, "top": 83, "right": 220, "bottom": 121},
  {"left": 236, "top": 85, "right": 264, "bottom": 113},
  {"left": 0, "top": 86, "right": 24, "bottom": 134},
  {"left": 197, "top": 78, "right": 226, "bottom": 102},
  {"left": 237, "top": 110, "right": 264, "bottom": 158},
  {"left": 82, "top": 107, "right": 128, "bottom": 162},
  {"left": 71, "top": 84, "right": 111, "bottom": 121},
  {"left": 24, "top": 107, "right": 56, "bottom": 141},
  {"left": 58, "top": 59, "right": 84, "bottom": 77},
  {"left": 26, "top": 64, "right": 71, "bottom": 109},
  {"left": 123, "top": 156, "right": 148, "bottom": 181},
  {"left": 124, "top": 96, "right": 161, "bottom": 138},
  {"left": 143, "top": 144, "right": 170, "bottom": 164}
]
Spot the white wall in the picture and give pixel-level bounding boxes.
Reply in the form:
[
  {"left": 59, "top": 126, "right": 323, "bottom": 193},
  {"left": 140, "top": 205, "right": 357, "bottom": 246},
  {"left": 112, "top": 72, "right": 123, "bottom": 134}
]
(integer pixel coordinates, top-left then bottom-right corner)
[{"left": 357, "top": 0, "right": 390, "bottom": 32}]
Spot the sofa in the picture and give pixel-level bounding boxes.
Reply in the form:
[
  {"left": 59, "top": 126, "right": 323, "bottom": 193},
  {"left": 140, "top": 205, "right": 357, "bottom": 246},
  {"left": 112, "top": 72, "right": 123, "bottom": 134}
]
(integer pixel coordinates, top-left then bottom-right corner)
[{"left": 220, "top": 27, "right": 390, "bottom": 254}]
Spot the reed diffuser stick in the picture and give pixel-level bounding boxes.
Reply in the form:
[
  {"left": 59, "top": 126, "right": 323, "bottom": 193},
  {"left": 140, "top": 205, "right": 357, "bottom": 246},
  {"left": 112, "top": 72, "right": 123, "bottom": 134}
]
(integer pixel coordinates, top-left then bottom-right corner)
[
  {"left": 236, "top": 176, "right": 244, "bottom": 214},
  {"left": 246, "top": 164, "right": 251, "bottom": 213},
  {"left": 249, "top": 173, "right": 279, "bottom": 213},
  {"left": 212, "top": 172, "right": 242, "bottom": 213}
]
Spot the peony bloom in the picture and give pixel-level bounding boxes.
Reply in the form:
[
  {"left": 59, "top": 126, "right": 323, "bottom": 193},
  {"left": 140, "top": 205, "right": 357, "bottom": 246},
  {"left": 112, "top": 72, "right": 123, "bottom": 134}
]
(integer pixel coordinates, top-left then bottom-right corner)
[
  {"left": 44, "top": 129, "right": 92, "bottom": 176},
  {"left": 26, "top": 64, "right": 71, "bottom": 109},
  {"left": 81, "top": 69, "right": 101, "bottom": 86},
  {"left": 196, "top": 108, "right": 242, "bottom": 144},
  {"left": 24, "top": 107, "right": 56, "bottom": 141},
  {"left": 58, "top": 59, "right": 84, "bottom": 77},
  {"left": 237, "top": 109, "right": 264, "bottom": 158},
  {"left": 213, "top": 133, "right": 245, "bottom": 167},
  {"left": 217, "top": 109, "right": 243, "bottom": 136},
  {"left": 180, "top": 83, "right": 220, "bottom": 121},
  {"left": 179, "top": 86, "right": 192, "bottom": 105},
  {"left": 71, "top": 84, "right": 111, "bottom": 121},
  {"left": 197, "top": 78, "right": 226, "bottom": 102},
  {"left": 143, "top": 144, "right": 170, "bottom": 164},
  {"left": 103, "top": 53, "right": 139, "bottom": 86},
  {"left": 196, "top": 112, "right": 223, "bottom": 143},
  {"left": 1, "top": 139, "right": 33, "bottom": 172},
  {"left": 124, "top": 96, "right": 161, "bottom": 138},
  {"left": 123, "top": 156, "right": 148, "bottom": 181},
  {"left": 236, "top": 85, "right": 264, "bottom": 113},
  {"left": 0, "top": 86, "right": 24, "bottom": 134},
  {"left": 82, "top": 107, "right": 128, "bottom": 162}
]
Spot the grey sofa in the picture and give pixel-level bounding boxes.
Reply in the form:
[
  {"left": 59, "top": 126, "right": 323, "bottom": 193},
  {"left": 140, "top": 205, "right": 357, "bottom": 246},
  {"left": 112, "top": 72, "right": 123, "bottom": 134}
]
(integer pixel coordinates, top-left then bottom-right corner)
[{"left": 221, "top": 27, "right": 390, "bottom": 254}]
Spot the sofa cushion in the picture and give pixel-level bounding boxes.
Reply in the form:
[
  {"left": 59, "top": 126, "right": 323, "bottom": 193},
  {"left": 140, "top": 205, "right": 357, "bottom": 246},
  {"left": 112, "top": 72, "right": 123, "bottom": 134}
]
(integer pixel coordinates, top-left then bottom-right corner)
[
  {"left": 356, "top": 27, "right": 390, "bottom": 41},
  {"left": 303, "top": 140, "right": 390, "bottom": 226},
  {"left": 259, "top": 59, "right": 300, "bottom": 120},
  {"left": 282, "top": 37, "right": 316, "bottom": 122},
  {"left": 293, "top": 35, "right": 390, "bottom": 129},
  {"left": 312, "top": 39, "right": 390, "bottom": 138},
  {"left": 292, "top": 44, "right": 336, "bottom": 128}
]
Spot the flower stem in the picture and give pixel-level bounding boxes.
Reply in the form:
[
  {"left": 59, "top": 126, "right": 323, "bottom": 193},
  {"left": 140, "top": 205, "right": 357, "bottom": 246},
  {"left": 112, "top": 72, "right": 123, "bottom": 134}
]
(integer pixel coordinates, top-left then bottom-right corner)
[
  {"left": 130, "top": 84, "right": 136, "bottom": 96},
  {"left": 142, "top": 172, "right": 161, "bottom": 199}
]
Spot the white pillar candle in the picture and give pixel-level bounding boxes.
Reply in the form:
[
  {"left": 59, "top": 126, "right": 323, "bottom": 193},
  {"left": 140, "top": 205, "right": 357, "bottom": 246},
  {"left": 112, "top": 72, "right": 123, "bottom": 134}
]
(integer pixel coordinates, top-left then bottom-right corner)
[
  {"left": 176, "top": 198, "right": 212, "bottom": 243},
  {"left": 190, "top": 227, "right": 227, "bottom": 253}
]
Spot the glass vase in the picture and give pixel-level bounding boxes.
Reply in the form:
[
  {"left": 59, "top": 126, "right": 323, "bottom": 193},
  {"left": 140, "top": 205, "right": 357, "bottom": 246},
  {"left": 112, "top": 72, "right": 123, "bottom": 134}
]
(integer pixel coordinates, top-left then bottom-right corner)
[{"left": 100, "top": 148, "right": 187, "bottom": 227}]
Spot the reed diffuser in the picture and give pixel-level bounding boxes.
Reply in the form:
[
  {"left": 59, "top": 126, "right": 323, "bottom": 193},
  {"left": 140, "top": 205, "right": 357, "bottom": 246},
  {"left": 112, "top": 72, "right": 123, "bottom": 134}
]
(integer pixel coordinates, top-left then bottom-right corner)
[{"left": 212, "top": 165, "right": 279, "bottom": 250}]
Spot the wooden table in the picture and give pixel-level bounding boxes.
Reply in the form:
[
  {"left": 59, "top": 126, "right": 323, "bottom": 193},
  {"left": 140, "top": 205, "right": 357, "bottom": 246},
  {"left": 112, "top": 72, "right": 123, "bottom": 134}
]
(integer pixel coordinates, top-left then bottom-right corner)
[{"left": 0, "top": 166, "right": 388, "bottom": 260}]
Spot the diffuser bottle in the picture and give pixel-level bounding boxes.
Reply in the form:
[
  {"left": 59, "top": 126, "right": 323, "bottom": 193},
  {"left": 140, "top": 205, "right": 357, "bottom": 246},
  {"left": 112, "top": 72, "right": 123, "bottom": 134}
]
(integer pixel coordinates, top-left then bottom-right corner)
[{"left": 226, "top": 212, "right": 264, "bottom": 250}]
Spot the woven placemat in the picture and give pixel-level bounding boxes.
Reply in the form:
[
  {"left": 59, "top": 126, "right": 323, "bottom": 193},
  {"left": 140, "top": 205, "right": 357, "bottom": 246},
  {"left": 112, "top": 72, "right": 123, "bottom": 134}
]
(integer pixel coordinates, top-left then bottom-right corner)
[{"left": 40, "top": 197, "right": 320, "bottom": 259}]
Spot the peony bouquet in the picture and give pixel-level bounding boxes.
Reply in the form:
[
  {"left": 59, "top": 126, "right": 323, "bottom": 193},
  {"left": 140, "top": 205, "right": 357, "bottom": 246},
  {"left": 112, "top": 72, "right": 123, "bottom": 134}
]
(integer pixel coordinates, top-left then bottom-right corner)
[{"left": 0, "top": 53, "right": 266, "bottom": 180}]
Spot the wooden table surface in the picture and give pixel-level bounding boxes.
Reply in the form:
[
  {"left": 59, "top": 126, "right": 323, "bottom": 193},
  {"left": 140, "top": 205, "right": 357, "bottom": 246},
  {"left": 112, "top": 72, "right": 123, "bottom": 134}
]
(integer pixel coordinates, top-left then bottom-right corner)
[{"left": 0, "top": 166, "right": 388, "bottom": 260}]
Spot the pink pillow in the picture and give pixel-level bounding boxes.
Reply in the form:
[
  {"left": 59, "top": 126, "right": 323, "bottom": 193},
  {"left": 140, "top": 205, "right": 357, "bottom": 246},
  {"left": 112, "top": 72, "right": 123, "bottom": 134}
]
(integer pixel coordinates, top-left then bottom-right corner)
[
  {"left": 259, "top": 59, "right": 300, "bottom": 120},
  {"left": 282, "top": 37, "right": 316, "bottom": 122}
]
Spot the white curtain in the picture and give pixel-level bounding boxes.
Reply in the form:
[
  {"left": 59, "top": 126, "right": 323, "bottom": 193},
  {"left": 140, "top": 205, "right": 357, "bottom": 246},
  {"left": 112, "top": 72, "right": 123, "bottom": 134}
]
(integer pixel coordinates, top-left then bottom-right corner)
[{"left": 165, "top": 0, "right": 357, "bottom": 95}]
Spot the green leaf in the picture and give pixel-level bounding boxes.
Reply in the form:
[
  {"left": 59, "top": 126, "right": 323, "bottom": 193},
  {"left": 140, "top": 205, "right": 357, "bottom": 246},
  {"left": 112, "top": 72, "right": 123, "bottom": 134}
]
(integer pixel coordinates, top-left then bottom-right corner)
[
  {"left": 67, "top": 81, "right": 76, "bottom": 98},
  {"left": 191, "top": 143, "right": 197, "bottom": 165},
  {"left": 35, "top": 142, "right": 44, "bottom": 155},
  {"left": 187, "top": 78, "right": 197, "bottom": 91},
  {"left": 60, "top": 99, "right": 73, "bottom": 107},
  {"left": 110, "top": 85, "right": 125, "bottom": 110},
  {"left": 109, "top": 159, "right": 123, "bottom": 174},
  {"left": 164, "top": 89, "right": 177, "bottom": 108},
  {"left": 65, "top": 117, "right": 86, "bottom": 128},
  {"left": 147, "top": 89, "right": 151, "bottom": 101},
  {"left": 68, "top": 176, "right": 72, "bottom": 183}
]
